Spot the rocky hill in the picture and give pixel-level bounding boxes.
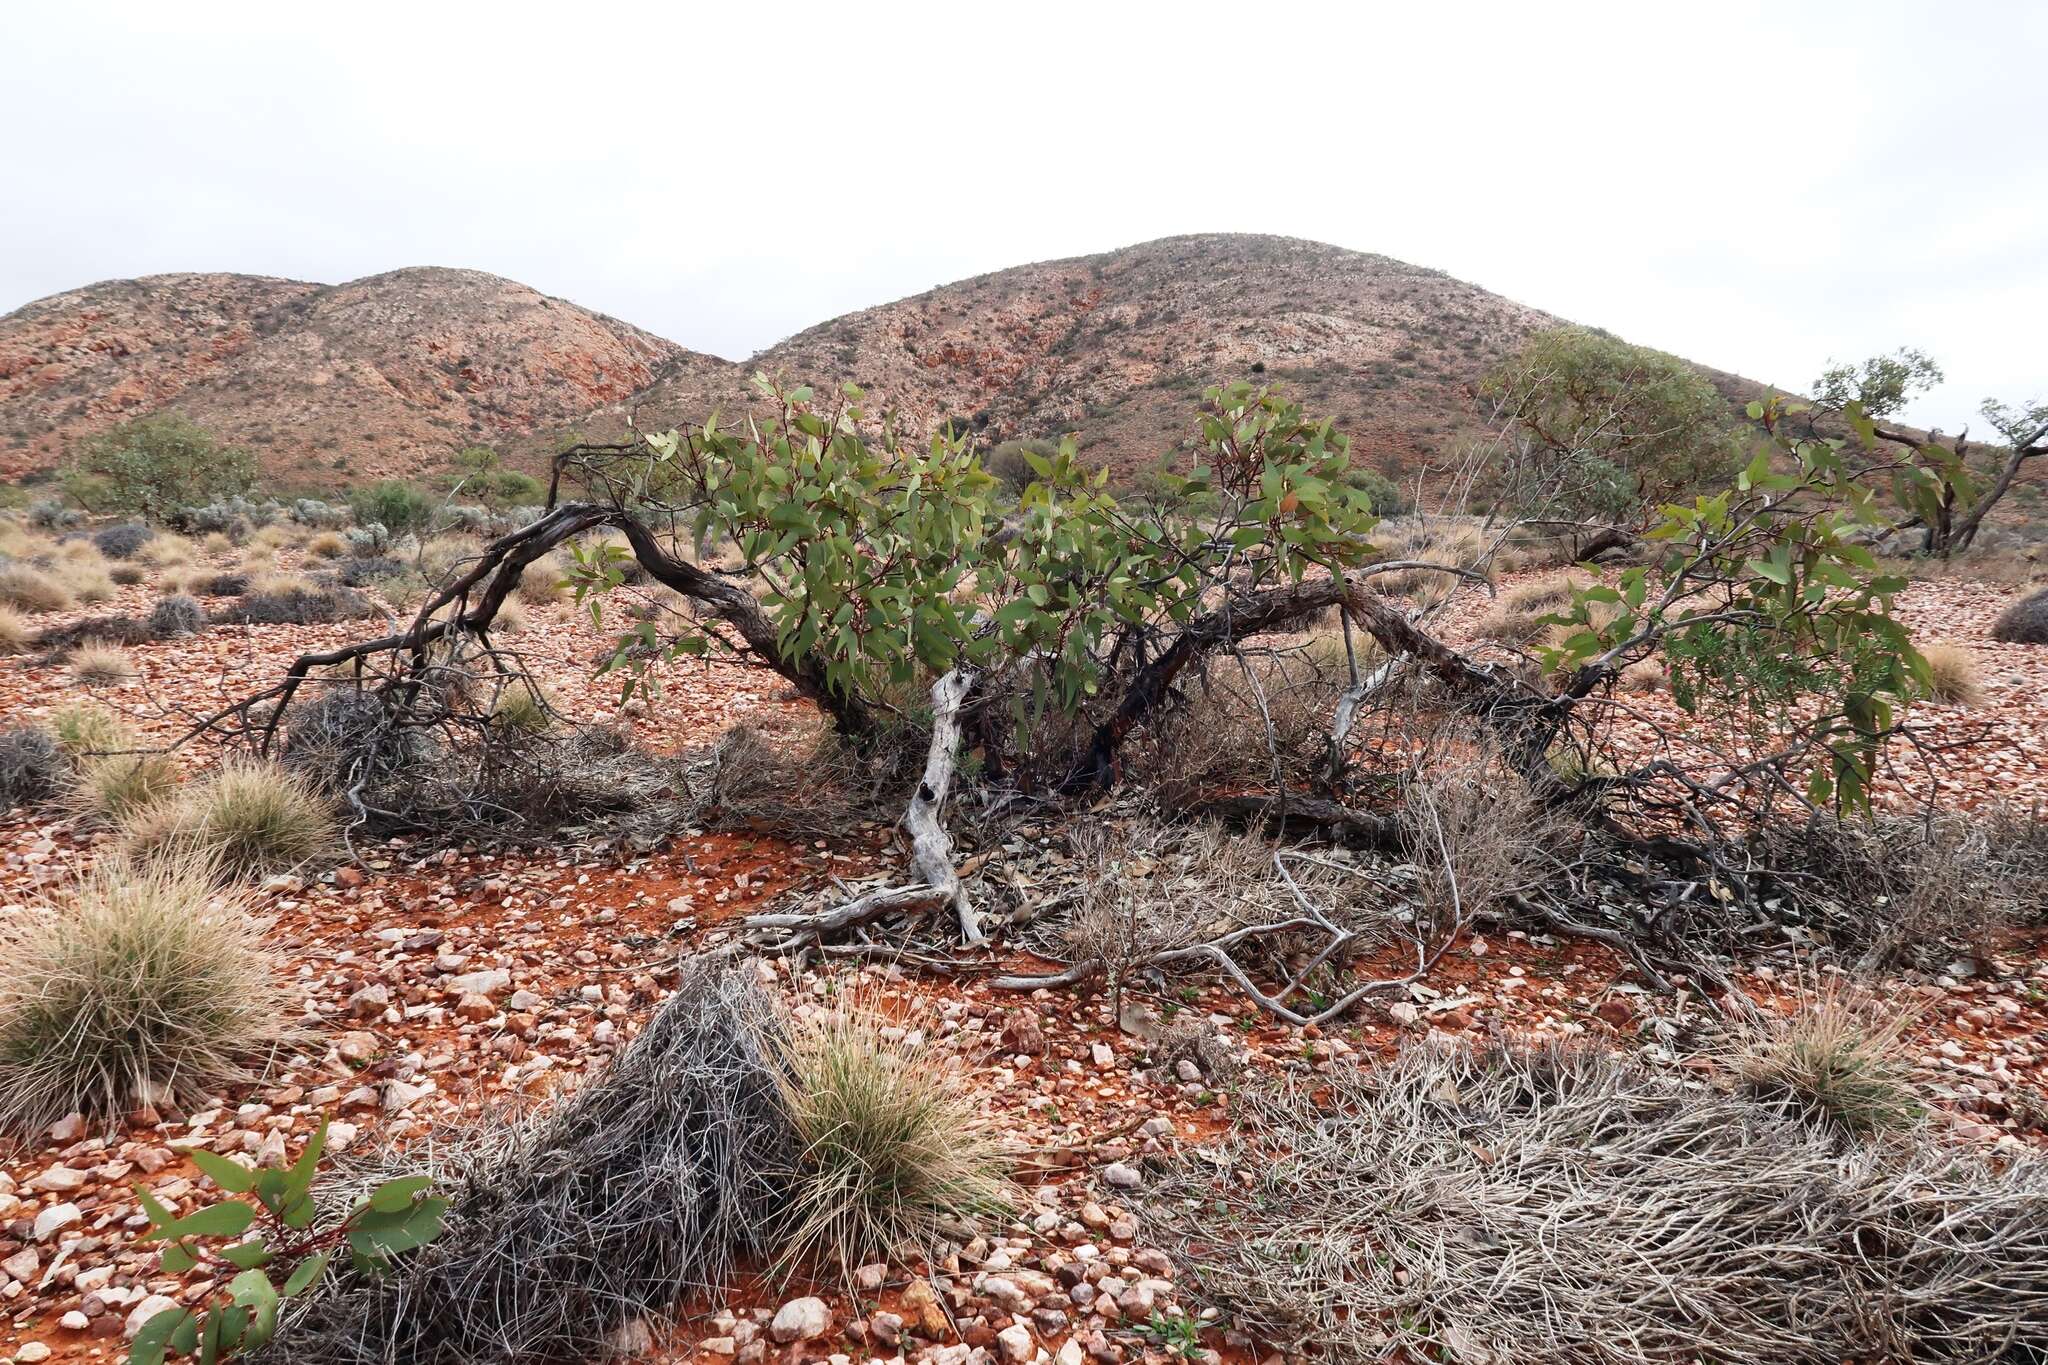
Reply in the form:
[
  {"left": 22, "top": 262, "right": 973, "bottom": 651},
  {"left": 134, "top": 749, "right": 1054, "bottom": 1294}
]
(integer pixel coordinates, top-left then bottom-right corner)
[
  {"left": 0, "top": 268, "right": 715, "bottom": 484},
  {"left": 617, "top": 234, "right": 1564, "bottom": 483},
  {"left": 4, "top": 236, "right": 1586, "bottom": 489}
]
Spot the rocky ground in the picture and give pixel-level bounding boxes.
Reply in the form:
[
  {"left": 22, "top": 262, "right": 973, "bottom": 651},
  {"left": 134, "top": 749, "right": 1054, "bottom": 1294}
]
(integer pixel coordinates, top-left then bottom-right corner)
[{"left": 3, "top": 549, "right": 2047, "bottom": 1365}]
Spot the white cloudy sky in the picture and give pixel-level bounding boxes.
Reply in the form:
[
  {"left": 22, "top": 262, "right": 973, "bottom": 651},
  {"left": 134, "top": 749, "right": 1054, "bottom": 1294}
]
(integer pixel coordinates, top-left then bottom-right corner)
[{"left": 3, "top": 0, "right": 2042, "bottom": 434}]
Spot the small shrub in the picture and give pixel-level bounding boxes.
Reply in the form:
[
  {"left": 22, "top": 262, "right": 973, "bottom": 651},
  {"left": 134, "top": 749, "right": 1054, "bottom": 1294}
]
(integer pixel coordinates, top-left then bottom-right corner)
[
  {"left": 1733, "top": 982, "right": 1923, "bottom": 1138},
  {"left": 0, "top": 728, "right": 63, "bottom": 814},
  {"left": 92, "top": 523, "right": 154, "bottom": 560},
  {"left": 345, "top": 522, "right": 393, "bottom": 557},
  {"left": 0, "top": 563, "right": 74, "bottom": 613},
  {"left": 1919, "top": 643, "right": 1983, "bottom": 705},
  {"left": 1618, "top": 658, "right": 1667, "bottom": 692},
  {"left": 109, "top": 562, "right": 145, "bottom": 585},
  {"left": 215, "top": 585, "right": 376, "bottom": 626},
  {"left": 306, "top": 530, "right": 349, "bottom": 559},
  {"left": 493, "top": 599, "right": 530, "bottom": 634},
  {"left": 348, "top": 480, "right": 437, "bottom": 536},
  {"left": 336, "top": 555, "right": 406, "bottom": 588},
  {"left": 124, "top": 760, "right": 339, "bottom": 880},
  {"left": 70, "top": 644, "right": 137, "bottom": 686},
  {"left": 771, "top": 996, "right": 1008, "bottom": 1274},
  {"left": 0, "top": 856, "right": 290, "bottom": 1131},
  {"left": 191, "top": 570, "right": 250, "bottom": 597},
  {"left": 27, "top": 498, "right": 80, "bottom": 531},
  {"left": 0, "top": 606, "right": 27, "bottom": 654},
  {"left": 69, "top": 752, "right": 180, "bottom": 825},
  {"left": 146, "top": 593, "right": 207, "bottom": 638},
  {"left": 1989, "top": 585, "right": 2048, "bottom": 644}
]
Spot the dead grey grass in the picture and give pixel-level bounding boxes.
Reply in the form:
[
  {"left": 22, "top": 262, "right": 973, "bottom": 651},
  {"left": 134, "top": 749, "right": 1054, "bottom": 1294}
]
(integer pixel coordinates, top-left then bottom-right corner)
[{"left": 1156, "top": 1038, "right": 2048, "bottom": 1365}]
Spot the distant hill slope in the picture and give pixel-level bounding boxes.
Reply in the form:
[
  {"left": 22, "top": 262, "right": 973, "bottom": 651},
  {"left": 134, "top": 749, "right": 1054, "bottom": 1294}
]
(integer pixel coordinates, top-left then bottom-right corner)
[
  {"left": 4, "top": 235, "right": 1710, "bottom": 492},
  {"left": 0, "top": 269, "right": 717, "bottom": 485},
  {"left": 614, "top": 234, "right": 1565, "bottom": 483}
]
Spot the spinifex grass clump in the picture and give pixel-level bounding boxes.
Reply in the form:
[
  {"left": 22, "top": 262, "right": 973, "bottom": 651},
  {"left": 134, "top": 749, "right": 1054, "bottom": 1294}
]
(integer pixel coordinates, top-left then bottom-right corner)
[
  {"left": 125, "top": 760, "right": 340, "bottom": 881},
  {"left": 770, "top": 996, "right": 1009, "bottom": 1277},
  {"left": 1733, "top": 981, "right": 1924, "bottom": 1138},
  {"left": 0, "top": 857, "right": 292, "bottom": 1132}
]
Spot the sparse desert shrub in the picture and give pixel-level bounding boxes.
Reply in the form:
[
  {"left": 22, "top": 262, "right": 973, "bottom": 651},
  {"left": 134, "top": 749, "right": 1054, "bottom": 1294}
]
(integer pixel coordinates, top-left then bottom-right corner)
[
  {"left": 68, "top": 752, "right": 180, "bottom": 825},
  {"left": 291, "top": 497, "right": 349, "bottom": 529},
  {"left": 1156, "top": 1038, "right": 2048, "bottom": 1365},
  {"left": 1990, "top": 586, "right": 2048, "bottom": 644},
  {"left": 337, "top": 555, "right": 406, "bottom": 588},
  {"left": 146, "top": 592, "right": 207, "bottom": 638},
  {"left": 0, "top": 728, "right": 63, "bottom": 814},
  {"left": 261, "top": 963, "right": 793, "bottom": 1365},
  {"left": 346, "top": 522, "right": 393, "bottom": 557},
  {"left": 418, "top": 534, "right": 482, "bottom": 590},
  {"left": 771, "top": 995, "right": 1007, "bottom": 1275},
  {"left": 1404, "top": 754, "right": 1565, "bottom": 921},
  {"left": 67, "top": 414, "right": 257, "bottom": 521},
  {"left": 0, "top": 606, "right": 26, "bottom": 654},
  {"left": 0, "top": 563, "right": 74, "bottom": 613},
  {"left": 306, "top": 530, "right": 349, "bottom": 559},
  {"left": 68, "top": 644, "right": 136, "bottom": 686},
  {"left": 1919, "top": 642, "right": 1982, "bottom": 705},
  {"left": 0, "top": 856, "right": 289, "bottom": 1131},
  {"left": 108, "top": 562, "right": 145, "bottom": 585},
  {"left": 348, "top": 480, "right": 437, "bottom": 536},
  {"left": 1733, "top": 982, "right": 1923, "bottom": 1138},
  {"left": 124, "top": 760, "right": 339, "bottom": 879},
  {"left": 214, "top": 584, "right": 376, "bottom": 626},
  {"left": 91, "top": 522, "right": 153, "bottom": 560},
  {"left": 27, "top": 497, "right": 80, "bottom": 531},
  {"left": 283, "top": 689, "right": 435, "bottom": 799},
  {"left": 493, "top": 599, "right": 530, "bottom": 634},
  {"left": 199, "top": 530, "right": 236, "bottom": 555}
]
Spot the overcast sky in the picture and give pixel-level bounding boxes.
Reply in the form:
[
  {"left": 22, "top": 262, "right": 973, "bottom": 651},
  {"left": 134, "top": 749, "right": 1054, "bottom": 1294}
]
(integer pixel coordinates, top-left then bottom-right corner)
[{"left": 3, "top": 1, "right": 2042, "bottom": 435}]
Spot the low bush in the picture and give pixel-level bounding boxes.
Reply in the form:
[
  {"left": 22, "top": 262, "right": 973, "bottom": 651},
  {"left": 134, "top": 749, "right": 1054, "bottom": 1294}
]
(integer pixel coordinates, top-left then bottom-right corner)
[
  {"left": 262, "top": 964, "right": 792, "bottom": 1365},
  {"left": 771, "top": 996, "right": 1008, "bottom": 1275},
  {"left": 0, "top": 563, "right": 74, "bottom": 613},
  {"left": 214, "top": 584, "right": 377, "bottom": 626},
  {"left": 69, "top": 644, "right": 136, "bottom": 686},
  {"left": 336, "top": 555, "right": 406, "bottom": 588},
  {"left": 123, "top": 759, "right": 339, "bottom": 880},
  {"left": 348, "top": 480, "right": 437, "bottom": 537},
  {"left": 108, "top": 562, "right": 145, "bottom": 585},
  {"left": 91, "top": 523, "right": 153, "bottom": 560},
  {"left": 489, "top": 683, "right": 553, "bottom": 735},
  {"left": 1157, "top": 1038, "right": 2048, "bottom": 1365},
  {"left": 137, "top": 532, "right": 197, "bottom": 568},
  {"left": 0, "top": 606, "right": 26, "bottom": 654},
  {"left": 0, "top": 728, "right": 63, "bottom": 814},
  {"left": 0, "top": 857, "right": 290, "bottom": 1132},
  {"left": 1990, "top": 586, "right": 2048, "bottom": 644},
  {"left": 146, "top": 592, "right": 207, "bottom": 638},
  {"left": 192, "top": 569, "right": 251, "bottom": 597}
]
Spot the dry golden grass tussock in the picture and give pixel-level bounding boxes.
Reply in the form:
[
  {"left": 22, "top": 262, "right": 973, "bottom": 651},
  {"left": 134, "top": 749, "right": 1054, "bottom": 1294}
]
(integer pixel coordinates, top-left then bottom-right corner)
[
  {"left": 770, "top": 992, "right": 1009, "bottom": 1278},
  {"left": 0, "top": 855, "right": 293, "bottom": 1132}
]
